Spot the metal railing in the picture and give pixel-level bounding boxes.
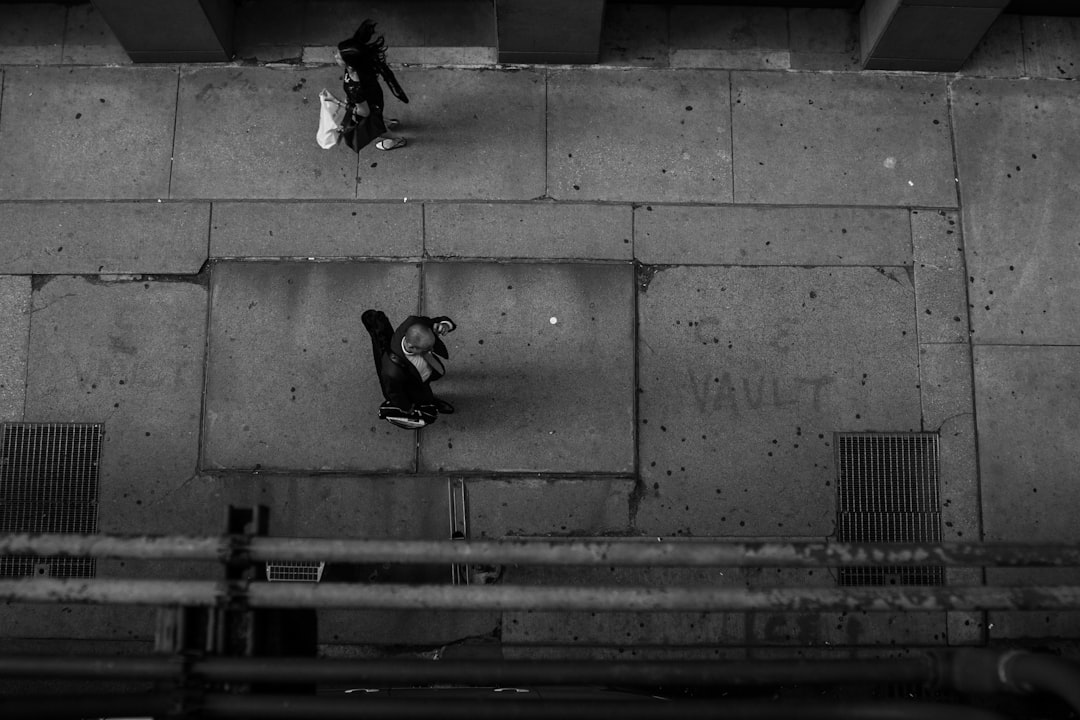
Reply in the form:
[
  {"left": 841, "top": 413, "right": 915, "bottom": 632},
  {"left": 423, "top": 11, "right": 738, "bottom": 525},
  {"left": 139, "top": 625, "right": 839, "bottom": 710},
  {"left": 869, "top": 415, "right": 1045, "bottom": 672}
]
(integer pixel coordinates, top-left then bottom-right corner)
[
  {"left": 2, "top": 533, "right": 1080, "bottom": 612},
  {"left": 3, "top": 533, "right": 1080, "bottom": 719}
]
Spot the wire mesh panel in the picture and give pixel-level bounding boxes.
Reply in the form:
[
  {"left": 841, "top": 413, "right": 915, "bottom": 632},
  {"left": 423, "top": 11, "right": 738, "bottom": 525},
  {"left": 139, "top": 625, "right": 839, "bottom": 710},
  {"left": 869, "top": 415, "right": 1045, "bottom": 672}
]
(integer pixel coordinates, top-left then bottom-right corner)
[
  {"left": 0, "top": 423, "right": 102, "bottom": 578},
  {"left": 835, "top": 433, "right": 943, "bottom": 586},
  {"left": 265, "top": 561, "right": 325, "bottom": 582}
]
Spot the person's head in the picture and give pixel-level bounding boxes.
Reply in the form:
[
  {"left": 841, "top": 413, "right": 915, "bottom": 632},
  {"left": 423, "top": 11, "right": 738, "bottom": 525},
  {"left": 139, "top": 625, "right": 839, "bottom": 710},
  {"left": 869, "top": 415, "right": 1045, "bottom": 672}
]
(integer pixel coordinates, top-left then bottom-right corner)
[
  {"left": 403, "top": 324, "right": 436, "bottom": 354},
  {"left": 337, "top": 19, "right": 385, "bottom": 70}
]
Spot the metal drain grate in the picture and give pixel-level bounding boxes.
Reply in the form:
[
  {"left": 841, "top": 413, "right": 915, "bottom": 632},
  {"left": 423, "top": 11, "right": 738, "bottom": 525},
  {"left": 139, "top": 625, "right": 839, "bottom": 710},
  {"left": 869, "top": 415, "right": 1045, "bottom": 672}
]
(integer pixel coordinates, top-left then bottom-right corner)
[
  {"left": 265, "top": 561, "right": 325, "bottom": 583},
  {"left": 835, "top": 432, "right": 943, "bottom": 586},
  {"left": 0, "top": 423, "right": 102, "bottom": 578}
]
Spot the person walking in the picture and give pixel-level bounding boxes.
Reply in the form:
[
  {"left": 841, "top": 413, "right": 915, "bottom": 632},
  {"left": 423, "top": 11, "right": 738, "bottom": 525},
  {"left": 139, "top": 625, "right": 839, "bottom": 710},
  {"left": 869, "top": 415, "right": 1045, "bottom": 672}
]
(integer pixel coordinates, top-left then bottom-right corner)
[
  {"left": 363, "top": 311, "right": 457, "bottom": 429},
  {"left": 335, "top": 19, "right": 410, "bottom": 152}
]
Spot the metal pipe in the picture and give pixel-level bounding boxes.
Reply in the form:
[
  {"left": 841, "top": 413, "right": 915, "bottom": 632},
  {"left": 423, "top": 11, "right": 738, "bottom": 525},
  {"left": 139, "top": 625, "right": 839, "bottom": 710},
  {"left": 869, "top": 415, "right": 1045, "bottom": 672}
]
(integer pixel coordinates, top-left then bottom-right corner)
[
  {"left": 0, "top": 693, "right": 1011, "bottom": 720},
  {"left": 3, "top": 533, "right": 1080, "bottom": 568},
  {"left": 200, "top": 695, "right": 1010, "bottom": 720},
  {"left": 0, "top": 693, "right": 179, "bottom": 720},
  {"left": 4, "top": 578, "right": 1080, "bottom": 612},
  {"left": 0, "top": 655, "right": 934, "bottom": 687}
]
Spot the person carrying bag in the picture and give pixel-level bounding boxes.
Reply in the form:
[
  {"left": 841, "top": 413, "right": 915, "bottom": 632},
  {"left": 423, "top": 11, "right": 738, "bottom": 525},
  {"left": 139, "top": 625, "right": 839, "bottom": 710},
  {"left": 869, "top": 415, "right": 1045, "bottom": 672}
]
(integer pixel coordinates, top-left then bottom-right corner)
[{"left": 334, "top": 19, "right": 409, "bottom": 152}]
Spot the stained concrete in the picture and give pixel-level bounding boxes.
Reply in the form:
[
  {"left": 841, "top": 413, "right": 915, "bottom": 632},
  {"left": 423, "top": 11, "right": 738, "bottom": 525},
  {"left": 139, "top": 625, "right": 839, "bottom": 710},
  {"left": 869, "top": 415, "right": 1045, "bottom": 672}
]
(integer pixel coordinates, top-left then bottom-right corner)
[
  {"left": 670, "top": 49, "right": 790, "bottom": 71},
  {"left": 300, "top": 0, "right": 496, "bottom": 48},
  {"left": 635, "top": 205, "right": 911, "bottom": 266},
  {"left": 919, "top": 344, "right": 979, "bottom": 544},
  {"left": 975, "top": 345, "right": 1080, "bottom": 639},
  {"left": 0, "top": 275, "right": 31, "bottom": 421},
  {"left": 0, "top": 3, "right": 64, "bottom": 65},
  {"left": 467, "top": 477, "right": 633, "bottom": 538},
  {"left": 24, "top": 276, "right": 208, "bottom": 534},
  {"left": 61, "top": 3, "right": 130, "bottom": 66},
  {"left": 0, "top": 67, "right": 177, "bottom": 200},
  {"left": 202, "top": 261, "right": 419, "bottom": 472},
  {"left": 975, "top": 345, "right": 1080, "bottom": 545},
  {"left": 0, "top": 605, "right": 156, "bottom": 642},
  {"left": 731, "top": 72, "right": 956, "bottom": 207},
  {"left": 599, "top": 3, "right": 669, "bottom": 67},
  {"left": 952, "top": 78, "right": 1080, "bottom": 345},
  {"left": 425, "top": 202, "right": 633, "bottom": 260},
  {"left": 210, "top": 201, "right": 422, "bottom": 258},
  {"left": 747, "top": 568, "right": 947, "bottom": 647},
  {"left": 547, "top": 69, "right": 732, "bottom": 203},
  {"left": 920, "top": 341, "right": 984, "bottom": 645},
  {"left": 635, "top": 266, "right": 921, "bottom": 536},
  {"left": 669, "top": 5, "right": 787, "bottom": 52},
  {"left": 502, "top": 566, "right": 745, "bottom": 649},
  {"left": 963, "top": 14, "right": 1025, "bottom": 78},
  {"left": 1022, "top": 16, "right": 1080, "bottom": 80},
  {"left": 233, "top": 0, "right": 305, "bottom": 61},
  {"left": 912, "top": 209, "right": 969, "bottom": 345},
  {"left": 172, "top": 67, "right": 355, "bottom": 200},
  {"left": 787, "top": 9, "right": 860, "bottom": 72},
  {"left": 419, "top": 263, "right": 635, "bottom": 474},
  {"left": 217, "top": 472, "right": 502, "bottom": 647},
  {"left": 351, "top": 68, "right": 546, "bottom": 201},
  {"left": 0, "top": 202, "right": 209, "bottom": 274}
]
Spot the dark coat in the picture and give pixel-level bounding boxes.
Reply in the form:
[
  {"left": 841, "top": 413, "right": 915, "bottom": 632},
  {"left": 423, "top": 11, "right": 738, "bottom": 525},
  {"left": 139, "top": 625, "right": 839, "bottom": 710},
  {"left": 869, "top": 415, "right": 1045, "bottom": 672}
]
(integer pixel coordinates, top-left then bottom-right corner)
[{"left": 380, "top": 315, "right": 455, "bottom": 411}]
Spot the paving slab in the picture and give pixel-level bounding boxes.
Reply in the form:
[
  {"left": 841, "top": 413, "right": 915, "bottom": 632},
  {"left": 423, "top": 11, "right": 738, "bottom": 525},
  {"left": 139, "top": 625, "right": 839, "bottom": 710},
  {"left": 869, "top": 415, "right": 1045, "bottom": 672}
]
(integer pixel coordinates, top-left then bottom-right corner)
[
  {"left": 0, "top": 275, "right": 30, "bottom": 421},
  {"left": 635, "top": 266, "right": 921, "bottom": 537},
  {"left": 0, "top": 67, "right": 177, "bottom": 200},
  {"left": 425, "top": 202, "right": 632, "bottom": 260},
  {"left": 203, "top": 261, "right": 419, "bottom": 472},
  {"left": 350, "top": 68, "right": 546, "bottom": 201},
  {"left": 0, "top": 202, "right": 208, "bottom": 274},
  {"left": 912, "top": 209, "right": 969, "bottom": 344},
  {"left": 919, "top": 344, "right": 979, "bottom": 543},
  {"left": 172, "top": 67, "right": 355, "bottom": 200},
  {"left": 419, "top": 262, "right": 635, "bottom": 474},
  {"left": 635, "top": 204, "right": 911, "bottom": 266},
  {"left": 210, "top": 201, "right": 421, "bottom": 258},
  {"left": 731, "top": 72, "right": 956, "bottom": 206},
  {"left": 61, "top": 3, "right": 130, "bottom": 66},
  {"left": 962, "top": 14, "right": 1025, "bottom": 78},
  {"left": 974, "top": 345, "right": 1080, "bottom": 544},
  {"left": 547, "top": 69, "right": 732, "bottom": 203},
  {"left": 0, "top": 3, "right": 64, "bottom": 65},
  {"left": 952, "top": 78, "right": 1080, "bottom": 344},
  {"left": 24, "top": 276, "right": 207, "bottom": 534},
  {"left": 975, "top": 345, "right": 1080, "bottom": 642},
  {"left": 1022, "top": 16, "right": 1080, "bottom": 79},
  {"left": 467, "top": 477, "right": 633, "bottom": 538}
]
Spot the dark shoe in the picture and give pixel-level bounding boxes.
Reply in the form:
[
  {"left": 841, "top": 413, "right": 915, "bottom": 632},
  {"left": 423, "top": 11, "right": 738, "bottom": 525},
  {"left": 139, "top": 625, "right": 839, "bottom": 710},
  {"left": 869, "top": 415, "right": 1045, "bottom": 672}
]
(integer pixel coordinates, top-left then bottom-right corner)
[{"left": 432, "top": 398, "right": 455, "bottom": 414}]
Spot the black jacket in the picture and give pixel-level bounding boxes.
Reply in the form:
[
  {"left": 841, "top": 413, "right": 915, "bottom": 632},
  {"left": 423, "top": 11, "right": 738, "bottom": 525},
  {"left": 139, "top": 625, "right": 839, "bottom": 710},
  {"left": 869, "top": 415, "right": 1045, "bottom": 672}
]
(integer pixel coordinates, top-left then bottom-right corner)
[{"left": 380, "top": 315, "right": 455, "bottom": 411}]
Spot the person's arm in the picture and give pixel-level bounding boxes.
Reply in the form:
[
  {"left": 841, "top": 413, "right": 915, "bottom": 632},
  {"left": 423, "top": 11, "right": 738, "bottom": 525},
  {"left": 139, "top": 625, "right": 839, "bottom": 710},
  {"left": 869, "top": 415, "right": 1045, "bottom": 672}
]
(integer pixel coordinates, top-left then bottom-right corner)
[{"left": 430, "top": 316, "right": 456, "bottom": 336}]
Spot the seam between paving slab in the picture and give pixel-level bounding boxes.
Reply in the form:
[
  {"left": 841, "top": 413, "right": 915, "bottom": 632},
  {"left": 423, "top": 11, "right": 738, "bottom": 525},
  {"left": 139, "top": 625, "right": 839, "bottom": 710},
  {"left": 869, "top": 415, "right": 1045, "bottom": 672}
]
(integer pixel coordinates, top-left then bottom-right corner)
[
  {"left": 167, "top": 68, "right": 181, "bottom": 199},
  {"left": 945, "top": 76, "right": 985, "bottom": 545}
]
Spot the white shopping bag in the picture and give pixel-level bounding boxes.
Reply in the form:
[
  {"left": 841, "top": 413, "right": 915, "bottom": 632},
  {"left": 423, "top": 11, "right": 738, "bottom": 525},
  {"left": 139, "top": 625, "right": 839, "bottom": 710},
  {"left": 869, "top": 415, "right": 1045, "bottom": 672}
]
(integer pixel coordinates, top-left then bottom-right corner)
[{"left": 317, "top": 89, "right": 347, "bottom": 149}]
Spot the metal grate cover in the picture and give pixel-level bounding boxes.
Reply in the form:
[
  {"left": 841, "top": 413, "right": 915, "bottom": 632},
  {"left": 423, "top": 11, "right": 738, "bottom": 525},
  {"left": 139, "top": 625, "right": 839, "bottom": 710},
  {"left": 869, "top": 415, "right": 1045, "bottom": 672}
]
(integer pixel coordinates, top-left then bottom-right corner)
[
  {"left": 835, "top": 433, "right": 943, "bottom": 586},
  {"left": 0, "top": 423, "right": 102, "bottom": 578},
  {"left": 265, "top": 561, "right": 325, "bottom": 583}
]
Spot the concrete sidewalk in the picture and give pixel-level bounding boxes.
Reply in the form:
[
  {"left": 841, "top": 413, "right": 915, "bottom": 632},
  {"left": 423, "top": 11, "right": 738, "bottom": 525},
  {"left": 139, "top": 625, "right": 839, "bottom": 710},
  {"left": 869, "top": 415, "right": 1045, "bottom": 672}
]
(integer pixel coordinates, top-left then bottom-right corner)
[{"left": 2, "top": 2, "right": 1080, "bottom": 658}]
